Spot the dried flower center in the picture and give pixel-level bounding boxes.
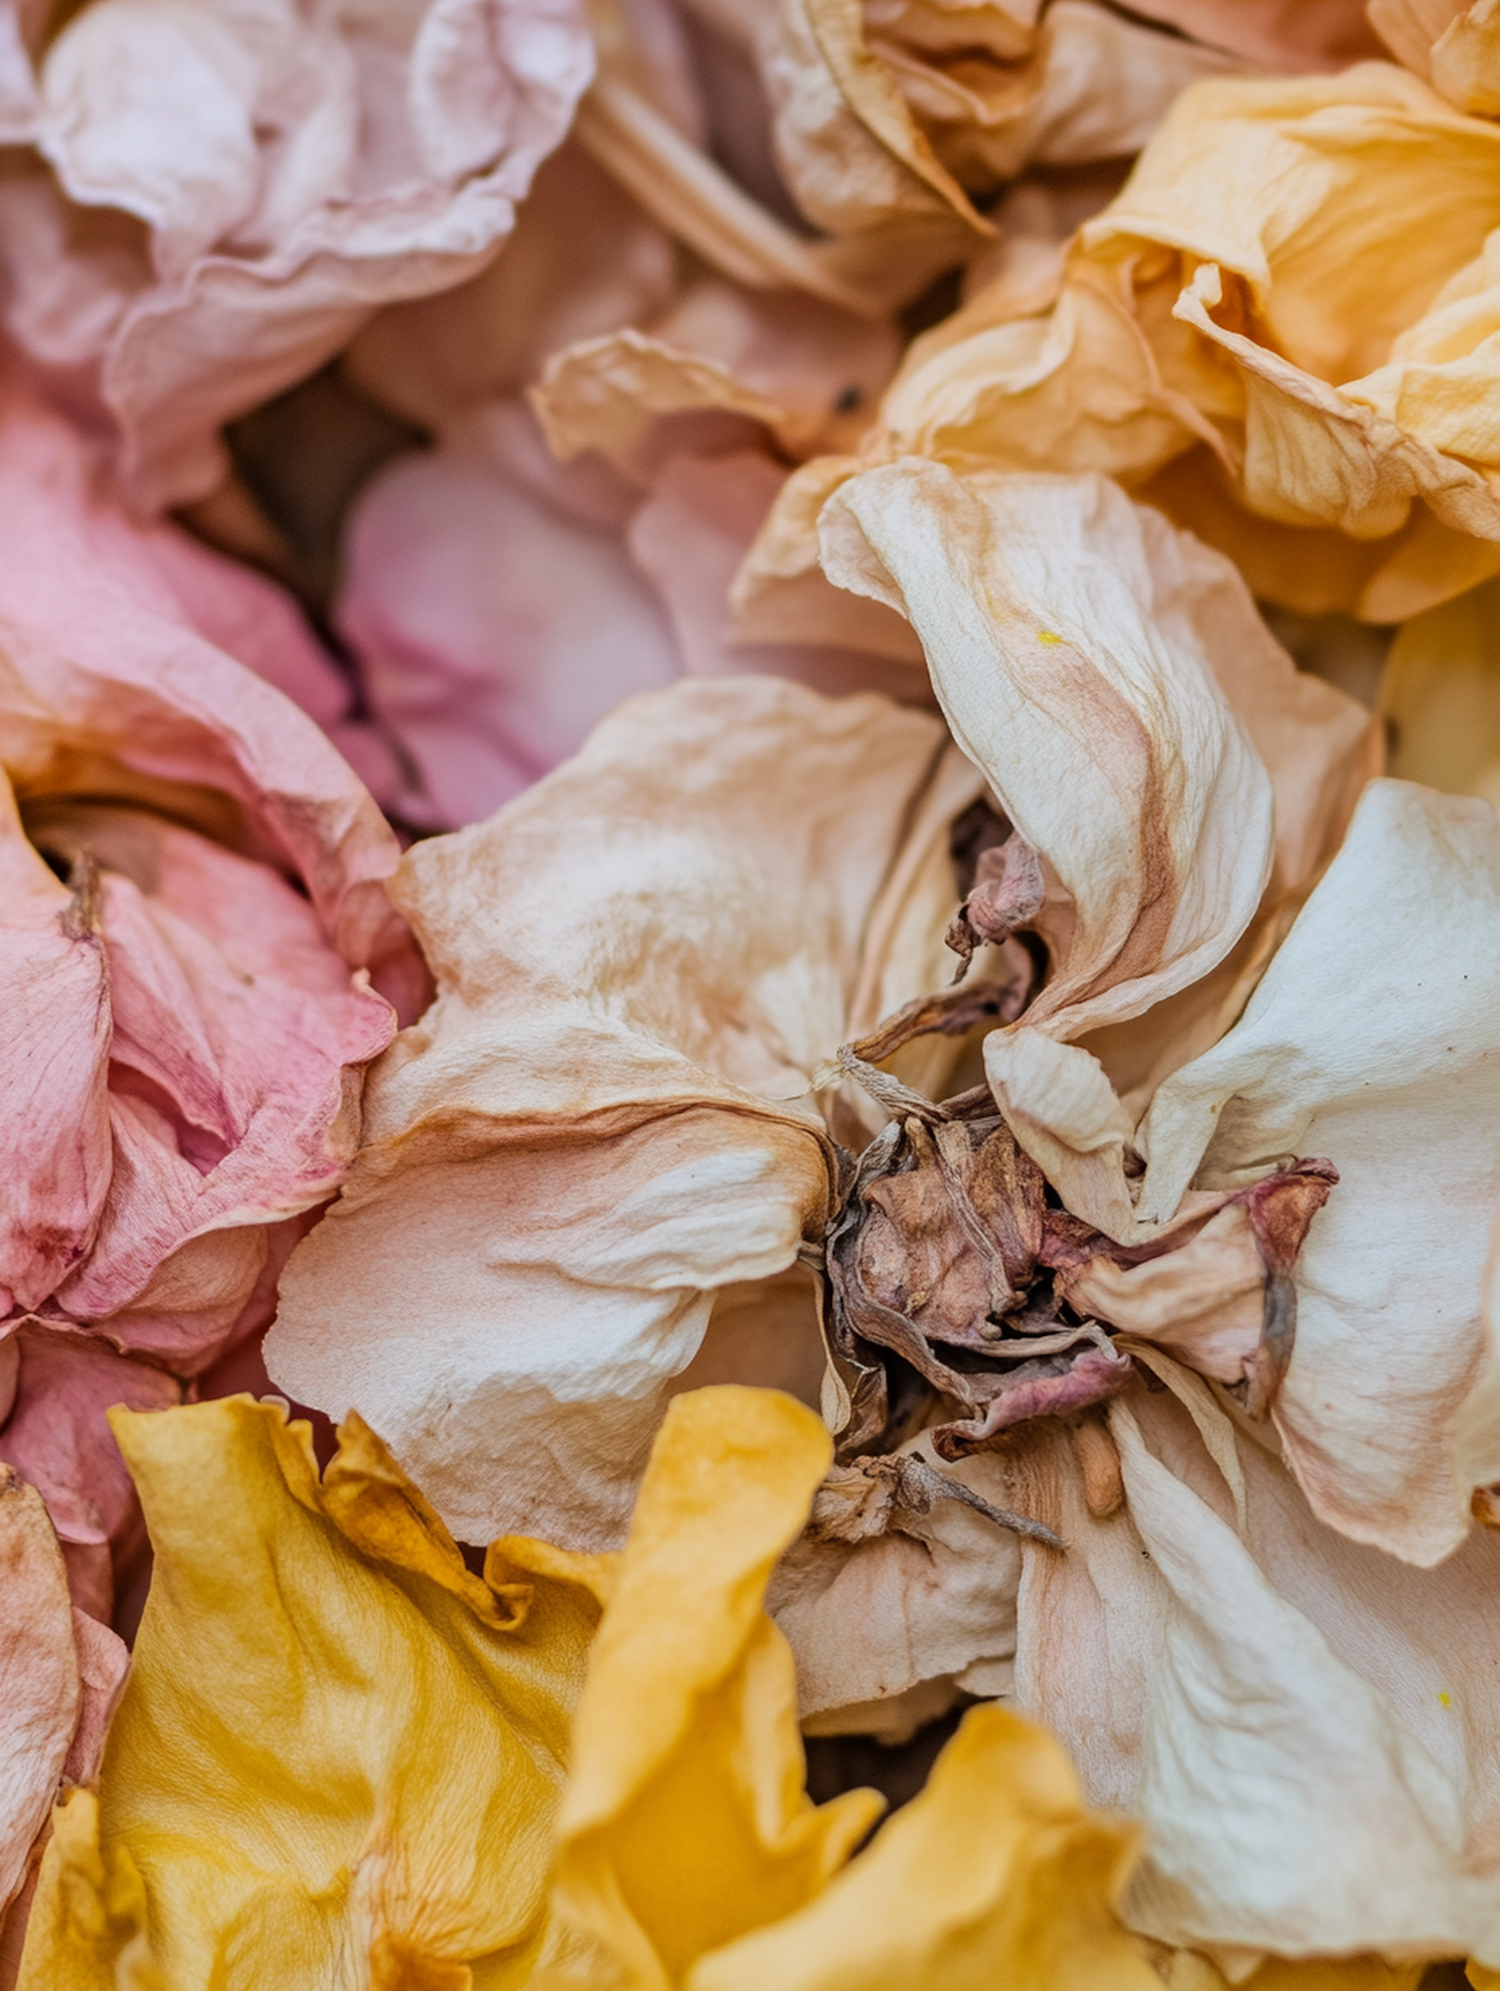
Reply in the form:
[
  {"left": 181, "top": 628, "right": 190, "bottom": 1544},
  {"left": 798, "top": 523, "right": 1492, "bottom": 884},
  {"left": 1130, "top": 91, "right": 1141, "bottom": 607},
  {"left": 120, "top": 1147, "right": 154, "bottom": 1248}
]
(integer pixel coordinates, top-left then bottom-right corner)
[{"left": 816, "top": 973, "right": 1336, "bottom": 1547}]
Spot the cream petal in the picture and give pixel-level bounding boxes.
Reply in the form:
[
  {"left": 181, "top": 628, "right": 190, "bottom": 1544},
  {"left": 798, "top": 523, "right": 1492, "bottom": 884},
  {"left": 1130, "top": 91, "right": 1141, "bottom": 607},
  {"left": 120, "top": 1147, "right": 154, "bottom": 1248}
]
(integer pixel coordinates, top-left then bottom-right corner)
[
  {"left": 267, "top": 678, "right": 964, "bottom": 1547},
  {"left": 1139, "top": 778, "right": 1500, "bottom": 1564},
  {"left": 1014, "top": 1386, "right": 1500, "bottom": 1961},
  {"left": 770, "top": 1443, "right": 1024, "bottom": 1732},
  {"left": 821, "top": 463, "right": 1275, "bottom": 1043}
]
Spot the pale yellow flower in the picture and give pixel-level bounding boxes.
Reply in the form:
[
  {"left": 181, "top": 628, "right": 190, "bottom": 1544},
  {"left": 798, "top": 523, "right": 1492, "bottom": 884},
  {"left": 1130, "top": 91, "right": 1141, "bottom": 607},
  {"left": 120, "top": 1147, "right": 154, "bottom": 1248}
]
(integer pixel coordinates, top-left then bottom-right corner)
[
  {"left": 17, "top": 1395, "right": 609, "bottom": 1988},
  {"left": 17, "top": 1385, "right": 1181, "bottom": 1989}
]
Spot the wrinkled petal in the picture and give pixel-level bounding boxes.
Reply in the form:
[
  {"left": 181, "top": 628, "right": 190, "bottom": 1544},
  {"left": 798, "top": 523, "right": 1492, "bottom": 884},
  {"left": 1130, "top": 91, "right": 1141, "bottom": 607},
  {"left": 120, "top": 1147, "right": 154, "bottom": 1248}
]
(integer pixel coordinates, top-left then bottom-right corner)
[
  {"left": 0, "top": 1470, "right": 81, "bottom": 1915},
  {"left": 531, "top": 276, "right": 900, "bottom": 471},
  {"left": 820, "top": 462, "right": 1285, "bottom": 1233},
  {"left": 0, "top": 375, "right": 412, "bottom": 982},
  {"left": 541, "top": 1387, "right": 883, "bottom": 1984},
  {"left": 1012, "top": 1384, "right": 1500, "bottom": 1962},
  {"left": 267, "top": 678, "right": 982, "bottom": 1547},
  {"left": 1137, "top": 778, "right": 1500, "bottom": 1565},
  {"left": 16, "top": 1396, "right": 607, "bottom": 1988},
  {"left": 689, "top": 1700, "right": 1159, "bottom": 1991},
  {"left": 0, "top": 1325, "right": 180, "bottom": 1619},
  {"left": 0, "top": 0, "right": 595, "bottom": 506}
]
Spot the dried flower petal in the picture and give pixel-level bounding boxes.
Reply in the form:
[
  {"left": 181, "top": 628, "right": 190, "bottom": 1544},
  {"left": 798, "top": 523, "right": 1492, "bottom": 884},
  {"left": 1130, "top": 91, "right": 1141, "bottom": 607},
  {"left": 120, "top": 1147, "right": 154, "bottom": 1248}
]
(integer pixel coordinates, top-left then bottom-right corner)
[
  {"left": 0, "top": 0, "right": 594, "bottom": 507},
  {"left": 14, "top": 1394, "right": 608, "bottom": 1986},
  {"left": 267, "top": 677, "right": 983, "bottom": 1546}
]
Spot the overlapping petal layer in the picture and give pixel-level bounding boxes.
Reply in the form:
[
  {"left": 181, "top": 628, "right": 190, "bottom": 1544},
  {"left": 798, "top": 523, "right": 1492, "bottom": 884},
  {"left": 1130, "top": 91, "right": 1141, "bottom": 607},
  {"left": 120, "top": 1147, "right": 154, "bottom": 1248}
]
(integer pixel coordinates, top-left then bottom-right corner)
[
  {"left": 16, "top": 1386, "right": 1171, "bottom": 1990},
  {"left": 14, "top": 1394, "right": 609, "bottom": 1987},
  {"left": 0, "top": 374, "right": 415, "bottom": 1632},
  {"left": 740, "top": 61, "right": 1500, "bottom": 624},
  {"left": 267, "top": 676, "right": 983, "bottom": 1542},
  {"left": 0, "top": 0, "right": 595, "bottom": 506}
]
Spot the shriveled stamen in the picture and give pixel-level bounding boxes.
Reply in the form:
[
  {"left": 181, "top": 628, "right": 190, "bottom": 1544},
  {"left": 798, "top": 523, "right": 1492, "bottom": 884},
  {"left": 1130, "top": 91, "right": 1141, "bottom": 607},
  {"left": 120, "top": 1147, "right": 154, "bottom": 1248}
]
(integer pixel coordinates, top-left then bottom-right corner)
[
  {"left": 946, "top": 832, "right": 1045, "bottom": 979},
  {"left": 806, "top": 1451, "right": 1063, "bottom": 1550}
]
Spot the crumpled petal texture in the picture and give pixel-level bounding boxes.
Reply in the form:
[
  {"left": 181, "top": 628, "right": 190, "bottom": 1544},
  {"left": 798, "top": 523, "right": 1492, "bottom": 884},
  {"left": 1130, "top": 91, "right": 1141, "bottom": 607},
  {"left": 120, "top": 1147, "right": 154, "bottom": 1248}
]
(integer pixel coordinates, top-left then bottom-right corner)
[
  {"left": 0, "top": 1467, "right": 126, "bottom": 1932},
  {"left": 0, "top": 0, "right": 594, "bottom": 507},
  {"left": 819, "top": 461, "right": 1373, "bottom": 1234},
  {"left": 742, "top": 62, "right": 1500, "bottom": 624},
  {"left": 16, "top": 1385, "right": 1174, "bottom": 1989},
  {"left": 267, "top": 675, "right": 984, "bottom": 1545},
  {"left": 14, "top": 1394, "right": 610, "bottom": 1988},
  {"left": 1010, "top": 1382, "right": 1500, "bottom": 1964},
  {"left": 0, "top": 375, "right": 414, "bottom": 1620},
  {"left": 1138, "top": 777, "right": 1500, "bottom": 1566}
]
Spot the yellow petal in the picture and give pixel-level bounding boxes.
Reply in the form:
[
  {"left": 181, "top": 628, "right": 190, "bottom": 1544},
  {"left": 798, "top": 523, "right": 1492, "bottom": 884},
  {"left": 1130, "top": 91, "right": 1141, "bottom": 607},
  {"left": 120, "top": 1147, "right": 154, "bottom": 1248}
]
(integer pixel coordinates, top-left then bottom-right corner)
[
  {"left": 18, "top": 1396, "right": 607, "bottom": 1990},
  {"left": 1380, "top": 575, "right": 1500, "bottom": 808},
  {"left": 543, "top": 1386, "right": 883, "bottom": 1987},
  {"left": 687, "top": 1702, "right": 1160, "bottom": 1991}
]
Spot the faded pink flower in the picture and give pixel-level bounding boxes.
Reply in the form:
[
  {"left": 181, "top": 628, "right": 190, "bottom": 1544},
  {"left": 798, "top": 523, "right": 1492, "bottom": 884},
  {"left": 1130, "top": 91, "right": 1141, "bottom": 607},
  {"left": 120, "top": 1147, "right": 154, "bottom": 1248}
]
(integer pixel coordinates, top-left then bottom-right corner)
[
  {"left": 0, "top": 373, "right": 420, "bottom": 1622},
  {"left": 0, "top": 0, "right": 594, "bottom": 508}
]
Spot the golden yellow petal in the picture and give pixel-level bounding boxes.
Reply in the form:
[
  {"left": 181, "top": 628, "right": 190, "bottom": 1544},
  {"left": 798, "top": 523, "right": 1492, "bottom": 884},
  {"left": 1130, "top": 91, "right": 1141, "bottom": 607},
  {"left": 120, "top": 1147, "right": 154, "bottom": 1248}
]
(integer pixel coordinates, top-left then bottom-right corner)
[
  {"left": 686, "top": 1701, "right": 1160, "bottom": 1991},
  {"left": 543, "top": 1386, "right": 883, "bottom": 1987},
  {"left": 19, "top": 1397, "right": 606, "bottom": 1991}
]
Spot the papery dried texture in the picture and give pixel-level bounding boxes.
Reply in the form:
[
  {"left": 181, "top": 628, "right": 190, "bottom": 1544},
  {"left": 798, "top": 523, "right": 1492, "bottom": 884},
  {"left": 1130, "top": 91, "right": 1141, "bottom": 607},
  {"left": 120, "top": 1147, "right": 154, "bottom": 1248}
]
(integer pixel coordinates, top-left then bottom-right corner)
[
  {"left": 531, "top": 275, "right": 901, "bottom": 476},
  {"left": 0, "top": 0, "right": 594, "bottom": 508},
  {"left": 1136, "top": 777, "right": 1500, "bottom": 1565},
  {"left": 0, "top": 1468, "right": 127, "bottom": 1973},
  {"left": 540, "top": 1387, "right": 1159, "bottom": 1991},
  {"left": 539, "top": 1387, "right": 882, "bottom": 1986},
  {"left": 1370, "top": 0, "right": 1500, "bottom": 113},
  {"left": 16, "top": 1396, "right": 609, "bottom": 1989},
  {"left": 743, "top": 63, "right": 1500, "bottom": 626},
  {"left": 819, "top": 462, "right": 1375, "bottom": 1232},
  {"left": 757, "top": 0, "right": 1242, "bottom": 243},
  {"left": 769, "top": 1436, "right": 1027, "bottom": 1734},
  {"left": 0, "top": 377, "right": 415, "bottom": 1612},
  {"left": 573, "top": 0, "right": 972, "bottom": 315},
  {"left": 341, "top": 262, "right": 911, "bottom": 832},
  {"left": 1012, "top": 1381, "right": 1500, "bottom": 1965},
  {"left": 267, "top": 676, "right": 988, "bottom": 1546},
  {"left": 784, "top": 778, "right": 1500, "bottom": 1761}
]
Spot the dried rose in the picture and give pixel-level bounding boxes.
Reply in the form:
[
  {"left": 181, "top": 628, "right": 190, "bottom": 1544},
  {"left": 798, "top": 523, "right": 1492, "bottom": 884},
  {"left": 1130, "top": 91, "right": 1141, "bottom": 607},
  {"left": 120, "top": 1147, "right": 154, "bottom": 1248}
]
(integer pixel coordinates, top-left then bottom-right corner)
[
  {"left": 738, "top": 61, "right": 1500, "bottom": 634},
  {"left": 259, "top": 461, "right": 1500, "bottom": 1961},
  {"left": 0, "top": 375, "right": 418, "bottom": 1622},
  {"left": 265, "top": 469, "right": 1370, "bottom": 1551},
  {"left": 0, "top": 0, "right": 594, "bottom": 508}
]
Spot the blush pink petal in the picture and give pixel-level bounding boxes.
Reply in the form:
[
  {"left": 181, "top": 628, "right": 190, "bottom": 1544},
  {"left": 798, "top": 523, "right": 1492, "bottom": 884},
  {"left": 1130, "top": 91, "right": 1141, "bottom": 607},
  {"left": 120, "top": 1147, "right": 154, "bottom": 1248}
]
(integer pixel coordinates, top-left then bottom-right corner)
[
  {"left": 22, "top": 816, "right": 394, "bottom": 1340},
  {"left": 337, "top": 432, "right": 683, "bottom": 829},
  {"left": 0, "top": 376, "right": 416, "bottom": 992},
  {"left": 0, "top": 1325, "right": 180, "bottom": 1603},
  {"left": 0, "top": 0, "right": 595, "bottom": 508},
  {"left": 0, "top": 782, "right": 110, "bottom": 1315}
]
